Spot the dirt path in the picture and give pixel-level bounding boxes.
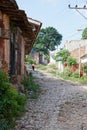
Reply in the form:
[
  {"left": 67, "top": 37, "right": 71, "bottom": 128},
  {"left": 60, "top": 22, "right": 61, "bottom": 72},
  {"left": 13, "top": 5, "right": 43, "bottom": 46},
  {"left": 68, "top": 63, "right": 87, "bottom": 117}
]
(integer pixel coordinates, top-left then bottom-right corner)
[{"left": 16, "top": 70, "right": 87, "bottom": 130}]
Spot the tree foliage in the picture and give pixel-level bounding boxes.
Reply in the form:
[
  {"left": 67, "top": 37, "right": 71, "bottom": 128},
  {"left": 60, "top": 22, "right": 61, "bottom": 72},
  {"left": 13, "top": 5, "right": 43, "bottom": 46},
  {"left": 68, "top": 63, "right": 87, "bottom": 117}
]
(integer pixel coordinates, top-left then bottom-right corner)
[
  {"left": 55, "top": 49, "right": 70, "bottom": 63},
  {"left": 67, "top": 56, "right": 77, "bottom": 66},
  {"left": 33, "top": 27, "right": 62, "bottom": 55},
  {"left": 82, "top": 28, "right": 87, "bottom": 39},
  {"left": 25, "top": 55, "right": 36, "bottom": 64}
]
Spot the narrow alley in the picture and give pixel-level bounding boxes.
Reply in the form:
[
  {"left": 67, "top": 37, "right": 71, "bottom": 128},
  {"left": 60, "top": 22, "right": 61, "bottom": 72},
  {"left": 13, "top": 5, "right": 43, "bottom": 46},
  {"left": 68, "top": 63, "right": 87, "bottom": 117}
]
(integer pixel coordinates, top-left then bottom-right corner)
[{"left": 16, "top": 70, "right": 87, "bottom": 130}]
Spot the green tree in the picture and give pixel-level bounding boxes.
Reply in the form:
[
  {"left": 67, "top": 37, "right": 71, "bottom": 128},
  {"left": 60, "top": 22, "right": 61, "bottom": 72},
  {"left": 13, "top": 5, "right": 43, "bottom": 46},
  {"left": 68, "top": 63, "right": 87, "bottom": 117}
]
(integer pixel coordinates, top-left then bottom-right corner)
[
  {"left": 82, "top": 28, "right": 87, "bottom": 39},
  {"left": 55, "top": 49, "right": 70, "bottom": 63},
  {"left": 33, "top": 27, "right": 62, "bottom": 55},
  {"left": 25, "top": 55, "right": 36, "bottom": 64},
  {"left": 67, "top": 56, "right": 77, "bottom": 66}
]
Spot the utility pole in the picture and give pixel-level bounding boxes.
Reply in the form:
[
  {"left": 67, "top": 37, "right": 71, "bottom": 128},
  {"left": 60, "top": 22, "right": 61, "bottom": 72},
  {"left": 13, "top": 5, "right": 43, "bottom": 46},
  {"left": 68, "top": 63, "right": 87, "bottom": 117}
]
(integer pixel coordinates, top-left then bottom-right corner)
[
  {"left": 68, "top": 3, "right": 87, "bottom": 78},
  {"left": 79, "top": 44, "right": 81, "bottom": 78},
  {"left": 68, "top": 4, "right": 87, "bottom": 10},
  {"left": 68, "top": 3, "right": 87, "bottom": 20}
]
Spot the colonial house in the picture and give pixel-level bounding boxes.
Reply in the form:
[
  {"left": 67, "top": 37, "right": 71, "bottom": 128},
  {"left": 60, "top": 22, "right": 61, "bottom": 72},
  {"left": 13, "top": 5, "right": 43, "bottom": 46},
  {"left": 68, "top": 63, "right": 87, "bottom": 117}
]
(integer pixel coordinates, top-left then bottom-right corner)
[
  {"left": 55, "top": 40, "right": 87, "bottom": 73},
  {"left": 64, "top": 40, "right": 87, "bottom": 63},
  {"left": 0, "top": 0, "right": 42, "bottom": 78}
]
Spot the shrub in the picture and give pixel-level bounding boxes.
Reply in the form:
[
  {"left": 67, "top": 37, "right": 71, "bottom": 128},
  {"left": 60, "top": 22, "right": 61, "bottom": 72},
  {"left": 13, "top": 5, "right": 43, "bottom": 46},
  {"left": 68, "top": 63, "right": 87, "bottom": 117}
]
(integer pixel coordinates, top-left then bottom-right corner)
[
  {"left": 48, "top": 64, "right": 57, "bottom": 70},
  {"left": 80, "top": 76, "right": 87, "bottom": 84},
  {"left": 63, "top": 67, "right": 72, "bottom": 77},
  {"left": 82, "top": 62, "right": 87, "bottom": 75},
  {"left": 25, "top": 55, "right": 36, "bottom": 64},
  {"left": 0, "top": 70, "right": 9, "bottom": 82},
  {"left": 0, "top": 71, "right": 26, "bottom": 130},
  {"left": 36, "top": 64, "right": 47, "bottom": 70},
  {"left": 67, "top": 56, "right": 77, "bottom": 66},
  {"left": 72, "top": 70, "right": 79, "bottom": 78},
  {"left": 22, "top": 73, "right": 40, "bottom": 98}
]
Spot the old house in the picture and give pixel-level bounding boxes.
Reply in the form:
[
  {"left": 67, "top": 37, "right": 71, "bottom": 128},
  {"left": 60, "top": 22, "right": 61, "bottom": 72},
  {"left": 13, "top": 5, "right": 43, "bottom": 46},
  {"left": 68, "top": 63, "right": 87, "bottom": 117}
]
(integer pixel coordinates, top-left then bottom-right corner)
[
  {"left": 0, "top": 0, "right": 42, "bottom": 78},
  {"left": 62, "top": 40, "right": 87, "bottom": 74},
  {"left": 30, "top": 49, "right": 40, "bottom": 64},
  {"left": 64, "top": 40, "right": 87, "bottom": 63}
]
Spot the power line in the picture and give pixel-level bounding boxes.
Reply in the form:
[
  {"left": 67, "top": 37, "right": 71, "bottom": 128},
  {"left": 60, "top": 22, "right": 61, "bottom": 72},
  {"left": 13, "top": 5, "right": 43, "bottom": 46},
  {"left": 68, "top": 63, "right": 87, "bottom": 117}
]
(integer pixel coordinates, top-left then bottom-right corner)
[
  {"left": 76, "top": 9, "right": 87, "bottom": 20},
  {"left": 68, "top": 4, "right": 87, "bottom": 20},
  {"left": 63, "top": 31, "right": 81, "bottom": 40}
]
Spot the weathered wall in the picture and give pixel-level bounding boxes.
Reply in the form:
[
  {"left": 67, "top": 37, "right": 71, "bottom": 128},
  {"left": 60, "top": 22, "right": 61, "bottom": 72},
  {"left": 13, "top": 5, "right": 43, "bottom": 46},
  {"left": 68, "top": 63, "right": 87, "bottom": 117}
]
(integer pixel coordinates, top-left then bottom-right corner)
[
  {"left": 0, "top": 11, "right": 10, "bottom": 73},
  {"left": 0, "top": 11, "right": 4, "bottom": 65},
  {"left": 64, "top": 40, "right": 87, "bottom": 52},
  {"left": 64, "top": 40, "right": 87, "bottom": 63},
  {"left": 71, "top": 46, "right": 86, "bottom": 62},
  {"left": 21, "top": 36, "right": 25, "bottom": 75},
  {"left": 3, "top": 13, "right": 10, "bottom": 69}
]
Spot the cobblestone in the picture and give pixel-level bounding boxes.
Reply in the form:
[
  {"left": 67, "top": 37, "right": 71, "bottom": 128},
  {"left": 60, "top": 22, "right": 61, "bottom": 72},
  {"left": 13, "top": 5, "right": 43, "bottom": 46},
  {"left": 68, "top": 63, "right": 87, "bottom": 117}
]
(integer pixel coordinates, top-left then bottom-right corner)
[{"left": 16, "top": 70, "right": 87, "bottom": 130}]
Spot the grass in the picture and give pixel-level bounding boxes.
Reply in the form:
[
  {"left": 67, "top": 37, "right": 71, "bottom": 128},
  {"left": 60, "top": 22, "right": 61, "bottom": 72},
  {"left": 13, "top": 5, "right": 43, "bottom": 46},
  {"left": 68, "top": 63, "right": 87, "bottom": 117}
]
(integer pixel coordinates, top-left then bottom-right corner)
[
  {"left": 36, "top": 64, "right": 87, "bottom": 84},
  {"left": 27, "top": 90, "right": 40, "bottom": 99},
  {"left": 47, "top": 64, "right": 57, "bottom": 70},
  {"left": 80, "top": 76, "right": 87, "bottom": 84},
  {"left": 36, "top": 64, "right": 47, "bottom": 70},
  {"left": 22, "top": 74, "right": 41, "bottom": 99},
  {"left": 26, "top": 83, "right": 41, "bottom": 99}
]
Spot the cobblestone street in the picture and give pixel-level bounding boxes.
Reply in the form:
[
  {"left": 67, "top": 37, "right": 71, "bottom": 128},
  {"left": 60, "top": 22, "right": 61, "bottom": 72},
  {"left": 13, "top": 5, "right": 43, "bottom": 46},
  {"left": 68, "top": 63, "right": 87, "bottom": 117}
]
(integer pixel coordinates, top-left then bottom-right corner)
[{"left": 16, "top": 70, "right": 87, "bottom": 130}]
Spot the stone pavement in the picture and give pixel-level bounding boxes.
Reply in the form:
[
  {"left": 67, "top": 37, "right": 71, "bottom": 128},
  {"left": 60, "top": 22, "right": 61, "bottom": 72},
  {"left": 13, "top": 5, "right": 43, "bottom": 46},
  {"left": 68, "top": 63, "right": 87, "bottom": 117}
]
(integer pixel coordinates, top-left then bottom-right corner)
[{"left": 16, "top": 70, "right": 87, "bottom": 130}]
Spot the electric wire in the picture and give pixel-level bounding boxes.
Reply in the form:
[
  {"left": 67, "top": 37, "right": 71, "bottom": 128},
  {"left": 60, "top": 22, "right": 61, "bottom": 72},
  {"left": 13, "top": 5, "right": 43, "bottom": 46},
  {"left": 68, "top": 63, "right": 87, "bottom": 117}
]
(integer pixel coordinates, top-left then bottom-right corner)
[{"left": 76, "top": 9, "right": 87, "bottom": 20}]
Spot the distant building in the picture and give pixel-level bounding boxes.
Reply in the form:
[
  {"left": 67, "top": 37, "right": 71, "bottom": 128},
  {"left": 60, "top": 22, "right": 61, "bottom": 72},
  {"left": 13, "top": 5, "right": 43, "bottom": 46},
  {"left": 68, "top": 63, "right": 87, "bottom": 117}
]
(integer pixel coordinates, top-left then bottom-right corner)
[
  {"left": 30, "top": 50, "right": 39, "bottom": 64},
  {"left": 49, "top": 50, "right": 64, "bottom": 72},
  {"left": 30, "top": 50, "right": 48, "bottom": 64},
  {"left": 64, "top": 40, "right": 87, "bottom": 63},
  {"left": 50, "top": 50, "right": 57, "bottom": 64}
]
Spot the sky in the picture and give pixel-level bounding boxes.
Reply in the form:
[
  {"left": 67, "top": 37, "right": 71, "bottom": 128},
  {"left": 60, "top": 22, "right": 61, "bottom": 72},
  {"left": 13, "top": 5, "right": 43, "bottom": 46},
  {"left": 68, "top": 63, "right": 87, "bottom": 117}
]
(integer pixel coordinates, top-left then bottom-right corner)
[{"left": 16, "top": 0, "right": 87, "bottom": 47}]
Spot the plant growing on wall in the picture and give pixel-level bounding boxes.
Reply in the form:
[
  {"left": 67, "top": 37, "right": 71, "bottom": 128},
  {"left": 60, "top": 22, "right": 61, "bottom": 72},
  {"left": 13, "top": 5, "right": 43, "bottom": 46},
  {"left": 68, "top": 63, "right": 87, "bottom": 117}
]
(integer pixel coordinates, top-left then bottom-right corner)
[{"left": 67, "top": 56, "right": 77, "bottom": 66}]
